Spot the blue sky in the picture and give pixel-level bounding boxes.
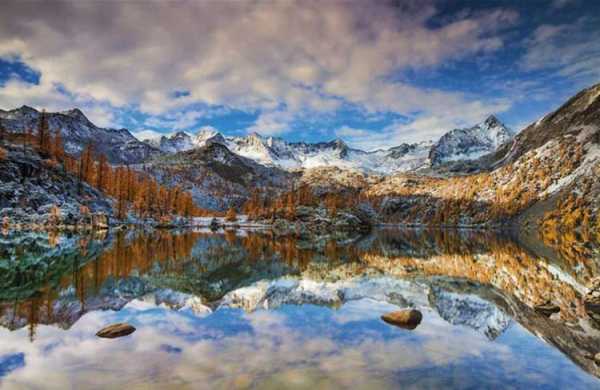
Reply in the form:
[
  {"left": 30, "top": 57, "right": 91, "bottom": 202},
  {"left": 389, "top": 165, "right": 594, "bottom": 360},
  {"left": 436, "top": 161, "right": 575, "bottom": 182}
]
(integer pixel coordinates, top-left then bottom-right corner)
[{"left": 0, "top": 0, "right": 599, "bottom": 150}]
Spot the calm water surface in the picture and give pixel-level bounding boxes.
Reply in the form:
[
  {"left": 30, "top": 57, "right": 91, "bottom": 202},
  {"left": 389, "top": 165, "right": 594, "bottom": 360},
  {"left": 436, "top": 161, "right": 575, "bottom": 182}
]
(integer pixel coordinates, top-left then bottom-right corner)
[{"left": 1, "top": 228, "right": 600, "bottom": 389}]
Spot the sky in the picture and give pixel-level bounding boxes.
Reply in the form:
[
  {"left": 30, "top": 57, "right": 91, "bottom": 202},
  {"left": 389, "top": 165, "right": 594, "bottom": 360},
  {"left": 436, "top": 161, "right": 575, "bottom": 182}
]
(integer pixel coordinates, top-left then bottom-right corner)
[{"left": 0, "top": 0, "right": 599, "bottom": 151}]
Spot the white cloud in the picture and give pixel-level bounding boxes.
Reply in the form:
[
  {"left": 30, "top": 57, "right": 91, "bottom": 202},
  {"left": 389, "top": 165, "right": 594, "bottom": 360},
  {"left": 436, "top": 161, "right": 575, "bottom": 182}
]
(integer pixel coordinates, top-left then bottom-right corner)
[
  {"left": 247, "top": 110, "right": 295, "bottom": 136},
  {"left": 144, "top": 110, "right": 207, "bottom": 131},
  {"left": 521, "top": 18, "right": 600, "bottom": 82},
  {"left": 335, "top": 126, "right": 372, "bottom": 138},
  {"left": 0, "top": 1, "right": 518, "bottom": 141},
  {"left": 337, "top": 97, "right": 511, "bottom": 150}
]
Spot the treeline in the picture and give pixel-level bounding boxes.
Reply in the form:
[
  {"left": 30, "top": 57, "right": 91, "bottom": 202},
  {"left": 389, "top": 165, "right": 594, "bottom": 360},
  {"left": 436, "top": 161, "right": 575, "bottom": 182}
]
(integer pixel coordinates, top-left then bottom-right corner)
[
  {"left": 242, "top": 184, "right": 362, "bottom": 220},
  {"left": 1, "top": 112, "right": 207, "bottom": 220}
]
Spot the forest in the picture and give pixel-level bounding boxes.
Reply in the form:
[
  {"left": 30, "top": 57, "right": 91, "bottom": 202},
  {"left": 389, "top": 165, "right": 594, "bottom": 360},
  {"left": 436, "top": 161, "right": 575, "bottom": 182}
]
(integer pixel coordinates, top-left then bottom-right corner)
[{"left": 0, "top": 112, "right": 207, "bottom": 222}]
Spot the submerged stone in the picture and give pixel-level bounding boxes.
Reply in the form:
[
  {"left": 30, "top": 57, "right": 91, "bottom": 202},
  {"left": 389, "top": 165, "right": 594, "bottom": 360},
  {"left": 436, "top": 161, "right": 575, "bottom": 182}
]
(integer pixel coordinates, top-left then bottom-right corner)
[
  {"left": 96, "top": 323, "right": 136, "bottom": 339},
  {"left": 381, "top": 309, "right": 423, "bottom": 330}
]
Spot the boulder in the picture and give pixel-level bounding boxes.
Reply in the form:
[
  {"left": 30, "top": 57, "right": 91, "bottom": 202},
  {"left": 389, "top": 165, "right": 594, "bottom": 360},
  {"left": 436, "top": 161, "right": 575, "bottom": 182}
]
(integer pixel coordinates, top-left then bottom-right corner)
[
  {"left": 534, "top": 303, "right": 560, "bottom": 317},
  {"left": 584, "top": 278, "right": 600, "bottom": 324},
  {"left": 91, "top": 213, "right": 109, "bottom": 229},
  {"left": 272, "top": 219, "right": 294, "bottom": 236},
  {"left": 381, "top": 309, "right": 423, "bottom": 330},
  {"left": 96, "top": 323, "right": 136, "bottom": 338},
  {"left": 209, "top": 218, "right": 220, "bottom": 231}
]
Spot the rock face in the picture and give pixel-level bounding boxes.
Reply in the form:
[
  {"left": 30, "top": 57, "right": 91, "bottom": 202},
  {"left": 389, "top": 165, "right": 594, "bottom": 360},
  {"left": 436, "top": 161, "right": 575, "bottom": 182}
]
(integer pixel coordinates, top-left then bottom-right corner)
[
  {"left": 0, "top": 106, "right": 159, "bottom": 164},
  {"left": 381, "top": 309, "right": 423, "bottom": 330},
  {"left": 535, "top": 303, "right": 561, "bottom": 317},
  {"left": 429, "top": 115, "right": 513, "bottom": 166},
  {"left": 0, "top": 143, "right": 113, "bottom": 227},
  {"left": 144, "top": 142, "right": 296, "bottom": 211},
  {"left": 585, "top": 278, "right": 600, "bottom": 325},
  {"left": 149, "top": 131, "right": 195, "bottom": 153},
  {"left": 96, "top": 323, "right": 136, "bottom": 338},
  {"left": 493, "top": 82, "right": 600, "bottom": 167}
]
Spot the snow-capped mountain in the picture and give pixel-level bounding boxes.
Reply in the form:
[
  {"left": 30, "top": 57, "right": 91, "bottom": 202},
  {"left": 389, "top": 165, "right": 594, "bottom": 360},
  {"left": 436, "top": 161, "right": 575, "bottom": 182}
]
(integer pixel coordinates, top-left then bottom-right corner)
[
  {"left": 430, "top": 288, "right": 511, "bottom": 340},
  {"left": 140, "top": 130, "right": 433, "bottom": 175},
  {"left": 0, "top": 104, "right": 511, "bottom": 175},
  {"left": 194, "top": 127, "right": 226, "bottom": 147},
  {"left": 0, "top": 106, "right": 158, "bottom": 164},
  {"left": 138, "top": 116, "right": 513, "bottom": 175},
  {"left": 144, "top": 131, "right": 195, "bottom": 153},
  {"left": 429, "top": 115, "right": 513, "bottom": 166}
]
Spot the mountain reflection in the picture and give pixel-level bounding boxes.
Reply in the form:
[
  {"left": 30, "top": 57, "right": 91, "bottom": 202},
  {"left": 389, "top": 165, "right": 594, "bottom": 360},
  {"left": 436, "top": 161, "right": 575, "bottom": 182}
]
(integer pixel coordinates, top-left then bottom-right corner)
[{"left": 1, "top": 227, "right": 600, "bottom": 378}]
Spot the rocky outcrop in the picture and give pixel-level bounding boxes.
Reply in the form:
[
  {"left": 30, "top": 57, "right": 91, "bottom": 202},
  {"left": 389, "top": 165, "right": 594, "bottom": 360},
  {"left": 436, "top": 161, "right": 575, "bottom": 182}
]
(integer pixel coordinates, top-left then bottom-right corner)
[
  {"left": 0, "top": 106, "right": 159, "bottom": 164},
  {"left": 0, "top": 143, "right": 113, "bottom": 229},
  {"left": 269, "top": 205, "right": 372, "bottom": 239},
  {"left": 584, "top": 278, "right": 600, "bottom": 325}
]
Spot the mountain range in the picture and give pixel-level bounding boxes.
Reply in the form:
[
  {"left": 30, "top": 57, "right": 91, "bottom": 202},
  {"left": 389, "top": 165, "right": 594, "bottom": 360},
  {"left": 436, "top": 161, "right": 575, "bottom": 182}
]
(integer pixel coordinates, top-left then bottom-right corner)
[
  {"left": 1, "top": 82, "right": 598, "bottom": 224},
  {"left": 139, "top": 115, "right": 512, "bottom": 174},
  {"left": 0, "top": 103, "right": 513, "bottom": 176}
]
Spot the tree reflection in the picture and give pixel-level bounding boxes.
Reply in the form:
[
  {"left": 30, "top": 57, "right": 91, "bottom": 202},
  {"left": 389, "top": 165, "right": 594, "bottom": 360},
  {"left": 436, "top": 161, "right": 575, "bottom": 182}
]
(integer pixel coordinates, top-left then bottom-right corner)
[{"left": 1, "top": 227, "right": 599, "bottom": 342}]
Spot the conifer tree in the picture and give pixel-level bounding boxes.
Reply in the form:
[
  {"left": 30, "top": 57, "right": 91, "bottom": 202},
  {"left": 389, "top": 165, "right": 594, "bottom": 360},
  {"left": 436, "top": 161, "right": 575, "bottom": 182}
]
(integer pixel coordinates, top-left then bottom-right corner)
[
  {"left": 23, "top": 127, "right": 33, "bottom": 152},
  {"left": 52, "top": 128, "right": 65, "bottom": 163},
  {"left": 37, "top": 110, "right": 52, "bottom": 157},
  {"left": 80, "top": 144, "right": 95, "bottom": 183},
  {"left": 96, "top": 154, "right": 110, "bottom": 192},
  {"left": 225, "top": 207, "right": 237, "bottom": 222}
]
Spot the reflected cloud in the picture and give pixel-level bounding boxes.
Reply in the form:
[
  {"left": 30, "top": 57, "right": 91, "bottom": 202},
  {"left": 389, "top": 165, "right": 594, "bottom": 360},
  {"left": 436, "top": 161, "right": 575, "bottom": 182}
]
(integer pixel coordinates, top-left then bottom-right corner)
[{"left": 1, "top": 228, "right": 600, "bottom": 387}]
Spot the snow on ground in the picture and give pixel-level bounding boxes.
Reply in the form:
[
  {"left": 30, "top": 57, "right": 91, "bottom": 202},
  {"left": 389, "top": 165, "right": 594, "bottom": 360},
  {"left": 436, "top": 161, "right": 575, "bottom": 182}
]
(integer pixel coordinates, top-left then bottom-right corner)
[{"left": 542, "top": 139, "right": 600, "bottom": 196}]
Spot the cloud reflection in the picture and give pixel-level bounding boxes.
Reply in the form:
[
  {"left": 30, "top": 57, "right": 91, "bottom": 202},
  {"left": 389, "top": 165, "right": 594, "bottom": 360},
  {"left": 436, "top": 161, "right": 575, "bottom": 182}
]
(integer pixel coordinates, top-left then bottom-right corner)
[{"left": 0, "top": 296, "right": 596, "bottom": 389}]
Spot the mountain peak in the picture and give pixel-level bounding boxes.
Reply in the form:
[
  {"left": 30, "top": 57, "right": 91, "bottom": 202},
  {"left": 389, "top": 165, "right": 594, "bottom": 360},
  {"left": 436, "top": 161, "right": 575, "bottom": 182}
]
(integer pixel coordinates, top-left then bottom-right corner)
[
  {"left": 429, "top": 116, "right": 513, "bottom": 165},
  {"left": 248, "top": 131, "right": 264, "bottom": 140},
  {"left": 483, "top": 115, "right": 501, "bottom": 127},
  {"left": 61, "top": 108, "right": 90, "bottom": 123},
  {"left": 193, "top": 127, "right": 225, "bottom": 148},
  {"left": 333, "top": 137, "right": 346, "bottom": 146},
  {"left": 171, "top": 131, "right": 189, "bottom": 139},
  {"left": 16, "top": 105, "right": 39, "bottom": 115}
]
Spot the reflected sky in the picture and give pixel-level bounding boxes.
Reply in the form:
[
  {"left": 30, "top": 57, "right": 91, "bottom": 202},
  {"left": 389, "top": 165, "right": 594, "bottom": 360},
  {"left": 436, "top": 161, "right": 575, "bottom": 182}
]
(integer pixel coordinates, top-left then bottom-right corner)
[
  {"left": 1, "top": 228, "right": 600, "bottom": 389},
  {"left": 1, "top": 298, "right": 598, "bottom": 389}
]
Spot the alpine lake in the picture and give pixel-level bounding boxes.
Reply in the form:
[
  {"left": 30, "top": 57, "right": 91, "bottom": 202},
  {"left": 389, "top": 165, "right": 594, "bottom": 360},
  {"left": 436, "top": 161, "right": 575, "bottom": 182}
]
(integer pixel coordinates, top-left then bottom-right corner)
[{"left": 1, "top": 227, "right": 600, "bottom": 389}]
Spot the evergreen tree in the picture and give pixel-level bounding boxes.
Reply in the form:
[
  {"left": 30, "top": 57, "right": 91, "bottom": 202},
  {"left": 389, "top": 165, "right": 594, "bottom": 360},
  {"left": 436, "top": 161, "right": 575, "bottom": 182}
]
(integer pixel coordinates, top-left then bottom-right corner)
[
  {"left": 96, "top": 154, "right": 110, "bottom": 192},
  {"left": 52, "top": 128, "right": 65, "bottom": 163},
  {"left": 225, "top": 207, "right": 237, "bottom": 222},
  {"left": 37, "top": 110, "right": 52, "bottom": 157}
]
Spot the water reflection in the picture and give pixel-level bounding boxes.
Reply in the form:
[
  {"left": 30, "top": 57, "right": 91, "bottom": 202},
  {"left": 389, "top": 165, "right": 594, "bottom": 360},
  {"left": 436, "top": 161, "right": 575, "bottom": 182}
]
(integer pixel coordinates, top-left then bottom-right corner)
[{"left": 1, "top": 228, "right": 600, "bottom": 388}]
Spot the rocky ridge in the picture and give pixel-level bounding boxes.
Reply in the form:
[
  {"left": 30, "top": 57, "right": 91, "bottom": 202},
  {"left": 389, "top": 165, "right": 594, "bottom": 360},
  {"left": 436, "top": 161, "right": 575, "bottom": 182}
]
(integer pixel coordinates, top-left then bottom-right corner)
[{"left": 0, "top": 106, "right": 158, "bottom": 164}]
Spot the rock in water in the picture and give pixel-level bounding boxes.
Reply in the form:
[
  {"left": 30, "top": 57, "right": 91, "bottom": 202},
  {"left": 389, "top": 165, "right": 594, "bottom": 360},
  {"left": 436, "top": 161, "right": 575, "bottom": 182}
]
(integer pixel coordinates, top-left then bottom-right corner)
[
  {"left": 381, "top": 309, "right": 423, "bottom": 330},
  {"left": 96, "top": 323, "right": 136, "bottom": 338}
]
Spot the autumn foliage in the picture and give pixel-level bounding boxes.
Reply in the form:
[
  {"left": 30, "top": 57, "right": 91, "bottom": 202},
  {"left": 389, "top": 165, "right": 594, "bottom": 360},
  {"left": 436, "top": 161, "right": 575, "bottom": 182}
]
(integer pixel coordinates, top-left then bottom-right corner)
[
  {"left": 2, "top": 114, "right": 206, "bottom": 221},
  {"left": 242, "top": 184, "right": 358, "bottom": 221},
  {"left": 62, "top": 148, "right": 204, "bottom": 220},
  {"left": 225, "top": 207, "right": 237, "bottom": 222}
]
